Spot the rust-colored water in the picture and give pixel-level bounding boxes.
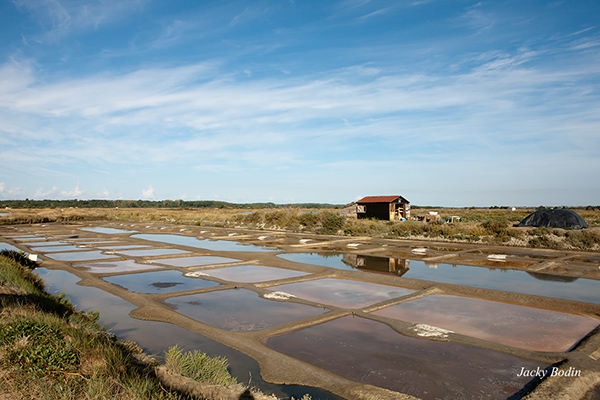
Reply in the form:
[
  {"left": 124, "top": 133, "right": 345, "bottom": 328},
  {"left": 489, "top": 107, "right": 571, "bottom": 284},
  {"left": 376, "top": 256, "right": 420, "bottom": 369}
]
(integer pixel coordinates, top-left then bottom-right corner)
[
  {"left": 265, "top": 315, "right": 547, "bottom": 400},
  {"left": 372, "top": 294, "right": 599, "bottom": 352}
]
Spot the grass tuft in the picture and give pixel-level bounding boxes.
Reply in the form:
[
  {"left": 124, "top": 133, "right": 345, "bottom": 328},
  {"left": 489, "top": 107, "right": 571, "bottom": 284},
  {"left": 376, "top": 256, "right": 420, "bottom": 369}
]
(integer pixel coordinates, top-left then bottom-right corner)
[{"left": 165, "top": 345, "right": 237, "bottom": 386}]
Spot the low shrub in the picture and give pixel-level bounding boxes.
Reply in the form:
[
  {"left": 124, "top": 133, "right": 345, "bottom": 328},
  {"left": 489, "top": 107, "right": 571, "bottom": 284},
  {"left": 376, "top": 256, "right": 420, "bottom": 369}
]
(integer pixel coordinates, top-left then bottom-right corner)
[
  {"left": 565, "top": 229, "right": 600, "bottom": 250},
  {"left": 481, "top": 219, "right": 510, "bottom": 235},
  {"left": 319, "top": 212, "right": 345, "bottom": 235},
  {"left": 299, "top": 212, "right": 319, "bottom": 229}
]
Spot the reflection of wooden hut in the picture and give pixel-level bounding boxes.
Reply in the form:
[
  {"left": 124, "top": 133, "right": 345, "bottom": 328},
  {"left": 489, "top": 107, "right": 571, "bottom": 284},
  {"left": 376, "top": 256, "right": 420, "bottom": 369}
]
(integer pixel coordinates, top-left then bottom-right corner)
[
  {"left": 356, "top": 196, "right": 410, "bottom": 221},
  {"left": 342, "top": 254, "right": 410, "bottom": 277}
]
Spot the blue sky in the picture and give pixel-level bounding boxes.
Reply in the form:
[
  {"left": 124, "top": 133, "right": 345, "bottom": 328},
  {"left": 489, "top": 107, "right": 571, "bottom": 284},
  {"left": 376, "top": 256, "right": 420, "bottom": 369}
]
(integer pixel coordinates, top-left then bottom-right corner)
[{"left": 1, "top": 0, "right": 599, "bottom": 206}]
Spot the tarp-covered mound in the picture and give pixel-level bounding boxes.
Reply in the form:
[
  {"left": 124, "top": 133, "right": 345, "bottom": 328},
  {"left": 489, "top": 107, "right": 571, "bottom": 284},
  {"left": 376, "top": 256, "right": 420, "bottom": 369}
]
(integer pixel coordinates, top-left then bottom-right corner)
[{"left": 518, "top": 209, "right": 588, "bottom": 230}]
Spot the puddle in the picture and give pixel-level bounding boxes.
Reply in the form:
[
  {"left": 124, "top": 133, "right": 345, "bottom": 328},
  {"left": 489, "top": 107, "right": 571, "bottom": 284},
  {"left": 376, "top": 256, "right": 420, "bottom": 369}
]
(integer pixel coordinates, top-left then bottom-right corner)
[
  {"left": 43, "top": 250, "right": 120, "bottom": 262},
  {"left": 32, "top": 268, "right": 337, "bottom": 400},
  {"left": 268, "top": 278, "right": 414, "bottom": 309},
  {"left": 149, "top": 256, "right": 241, "bottom": 267},
  {"left": 372, "top": 294, "right": 600, "bottom": 352},
  {"left": 103, "top": 270, "right": 220, "bottom": 294},
  {"left": 166, "top": 289, "right": 328, "bottom": 331},
  {"left": 193, "top": 265, "right": 311, "bottom": 283},
  {"left": 80, "top": 227, "right": 137, "bottom": 234},
  {"left": 278, "top": 253, "right": 600, "bottom": 304},
  {"left": 133, "top": 234, "right": 278, "bottom": 252},
  {"left": 77, "top": 259, "right": 164, "bottom": 274},
  {"left": 115, "top": 248, "right": 192, "bottom": 257},
  {"left": 265, "top": 315, "right": 546, "bottom": 400}
]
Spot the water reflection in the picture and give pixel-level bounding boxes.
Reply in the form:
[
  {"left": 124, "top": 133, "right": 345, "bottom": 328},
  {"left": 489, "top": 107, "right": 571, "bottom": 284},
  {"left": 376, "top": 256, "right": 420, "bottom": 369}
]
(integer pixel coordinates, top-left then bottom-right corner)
[
  {"left": 80, "top": 227, "right": 138, "bottom": 234},
  {"left": 278, "top": 253, "right": 600, "bottom": 304},
  {"left": 30, "top": 244, "right": 87, "bottom": 252},
  {"left": 265, "top": 315, "right": 545, "bottom": 400},
  {"left": 268, "top": 278, "right": 414, "bottom": 309},
  {"left": 0, "top": 241, "right": 22, "bottom": 252},
  {"left": 133, "top": 234, "right": 278, "bottom": 252},
  {"left": 103, "top": 270, "right": 220, "bottom": 294},
  {"left": 342, "top": 254, "right": 410, "bottom": 277},
  {"left": 78, "top": 259, "right": 163, "bottom": 274},
  {"left": 43, "top": 250, "right": 120, "bottom": 262},
  {"left": 166, "top": 289, "right": 328, "bottom": 331},
  {"left": 115, "top": 248, "right": 192, "bottom": 257},
  {"left": 32, "top": 268, "right": 339, "bottom": 400},
  {"left": 195, "top": 265, "right": 311, "bottom": 283},
  {"left": 151, "top": 255, "right": 241, "bottom": 267},
  {"left": 372, "top": 294, "right": 600, "bottom": 352}
]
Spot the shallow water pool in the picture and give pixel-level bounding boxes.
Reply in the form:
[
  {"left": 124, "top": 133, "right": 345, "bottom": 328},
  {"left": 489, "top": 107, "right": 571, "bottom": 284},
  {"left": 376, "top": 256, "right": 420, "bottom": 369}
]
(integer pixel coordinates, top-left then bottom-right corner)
[
  {"left": 80, "top": 227, "right": 138, "bottom": 235},
  {"left": 166, "top": 288, "right": 328, "bottom": 331},
  {"left": 278, "top": 253, "right": 600, "bottom": 304},
  {"left": 194, "top": 264, "right": 311, "bottom": 283},
  {"left": 133, "top": 233, "right": 279, "bottom": 252},
  {"left": 268, "top": 278, "right": 414, "bottom": 309},
  {"left": 103, "top": 270, "right": 220, "bottom": 294},
  {"left": 265, "top": 315, "right": 546, "bottom": 400},
  {"left": 372, "top": 294, "right": 600, "bottom": 352}
]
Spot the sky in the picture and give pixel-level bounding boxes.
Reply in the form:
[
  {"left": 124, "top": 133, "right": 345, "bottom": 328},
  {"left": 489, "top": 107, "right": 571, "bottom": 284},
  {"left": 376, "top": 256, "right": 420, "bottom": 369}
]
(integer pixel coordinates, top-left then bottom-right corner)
[{"left": 0, "top": 0, "right": 599, "bottom": 207}]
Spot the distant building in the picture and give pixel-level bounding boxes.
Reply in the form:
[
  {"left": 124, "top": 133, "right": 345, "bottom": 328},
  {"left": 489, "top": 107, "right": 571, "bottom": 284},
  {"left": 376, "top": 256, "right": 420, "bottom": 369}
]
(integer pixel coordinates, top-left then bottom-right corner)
[{"left": 353, "top": 195, "right": 410, "bottom": 221}]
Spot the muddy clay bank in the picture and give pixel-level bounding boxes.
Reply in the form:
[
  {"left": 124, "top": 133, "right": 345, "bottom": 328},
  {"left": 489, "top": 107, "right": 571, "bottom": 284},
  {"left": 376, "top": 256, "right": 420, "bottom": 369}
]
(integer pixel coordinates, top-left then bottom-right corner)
[{"left": 1, "top": 221, "right": 599, "bottom": 400}]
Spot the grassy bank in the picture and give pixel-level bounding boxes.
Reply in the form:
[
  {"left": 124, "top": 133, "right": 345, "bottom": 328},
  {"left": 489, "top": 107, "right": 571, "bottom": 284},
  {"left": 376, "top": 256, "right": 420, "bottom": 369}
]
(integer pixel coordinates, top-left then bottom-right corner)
[
  {"left": 2, "top": 207, "right": 600, "bottom": 251},
  {"left": 0, "top": 250, "right": 293, "bottom": 400}
]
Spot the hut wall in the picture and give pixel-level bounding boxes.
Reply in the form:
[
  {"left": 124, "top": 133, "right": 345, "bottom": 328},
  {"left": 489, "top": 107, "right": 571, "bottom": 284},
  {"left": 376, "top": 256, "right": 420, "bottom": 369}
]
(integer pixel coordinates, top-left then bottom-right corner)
[{"left": 357, "top": 202, "right": 390, "bottom": 220}]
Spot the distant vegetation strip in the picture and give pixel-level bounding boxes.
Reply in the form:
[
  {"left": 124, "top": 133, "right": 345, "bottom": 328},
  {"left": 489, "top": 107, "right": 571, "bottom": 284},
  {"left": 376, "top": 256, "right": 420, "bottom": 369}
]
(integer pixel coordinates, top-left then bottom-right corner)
[{"left": 0, "top": 199, "right": 342, "bottom": 209}]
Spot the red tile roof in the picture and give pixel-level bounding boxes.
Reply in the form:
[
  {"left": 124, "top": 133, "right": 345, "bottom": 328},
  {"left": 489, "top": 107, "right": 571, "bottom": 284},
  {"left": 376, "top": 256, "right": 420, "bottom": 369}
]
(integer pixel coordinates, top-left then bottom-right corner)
[{"left": 357, "top": 195, "right": 407, "bottom": 204}]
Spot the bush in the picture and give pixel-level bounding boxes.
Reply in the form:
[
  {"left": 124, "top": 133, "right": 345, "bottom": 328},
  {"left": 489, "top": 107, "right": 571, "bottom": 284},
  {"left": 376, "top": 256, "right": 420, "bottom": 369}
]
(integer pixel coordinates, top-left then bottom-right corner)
[
  {"left": 481, "top": 219, "right": 510, "bottom": 235},
  {"left": 319, "top": 212, "right": 345, "bottom": 235},
  {"left": 565, "top": 230, "right": 600, "bottom": 250},
  {"left": 299, "top": 212, "right": 319, "bottom": 229}
]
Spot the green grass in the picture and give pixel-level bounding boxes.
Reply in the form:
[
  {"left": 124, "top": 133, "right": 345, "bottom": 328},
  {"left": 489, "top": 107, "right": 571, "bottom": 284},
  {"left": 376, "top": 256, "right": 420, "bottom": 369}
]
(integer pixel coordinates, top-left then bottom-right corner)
[{"left": 165, "top": 345, "right": 237, "bottom": 386}]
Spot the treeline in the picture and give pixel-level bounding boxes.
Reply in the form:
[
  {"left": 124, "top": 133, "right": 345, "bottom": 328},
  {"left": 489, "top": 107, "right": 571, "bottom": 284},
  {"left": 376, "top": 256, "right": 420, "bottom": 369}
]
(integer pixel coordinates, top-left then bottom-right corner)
[{"left": 0, "top": 199, "right": 341, "bottom": 210}]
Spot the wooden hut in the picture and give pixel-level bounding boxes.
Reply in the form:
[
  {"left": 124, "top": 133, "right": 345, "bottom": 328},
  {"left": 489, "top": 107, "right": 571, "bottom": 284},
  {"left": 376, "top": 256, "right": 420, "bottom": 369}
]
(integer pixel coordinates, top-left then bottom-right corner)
[{"left": 356, "top": 195, "right": 410, "bottom": 221}]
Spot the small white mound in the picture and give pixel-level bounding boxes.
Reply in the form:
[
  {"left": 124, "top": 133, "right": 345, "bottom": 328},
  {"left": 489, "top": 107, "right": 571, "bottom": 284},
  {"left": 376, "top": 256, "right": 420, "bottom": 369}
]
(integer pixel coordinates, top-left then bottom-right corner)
[
  {"left": 299, "top": 239, "right": 311, "bottom": 244},
  {"left": 264, "top": 291, "right": 296, "bottom": 300},
  {"left": 412, "top": 323, "right": 453, "bottom": 338},
  {"left": 487, "top": 254, "right": 507, "bottom": 260},
  {"left": 346, "top": 243, "right": 360, "bottom": 248},
  {"left": 185, "top": 271, "right": 209, "bottom": 278},
  {"left": 258, "top": 236, "right": 268, "bottom": 240},
  {"left": 411, "top": 248, "right": 427, "bottom": 254}
]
